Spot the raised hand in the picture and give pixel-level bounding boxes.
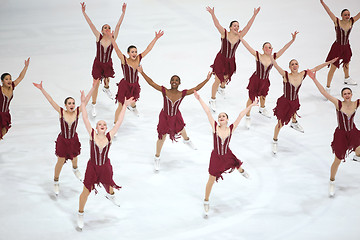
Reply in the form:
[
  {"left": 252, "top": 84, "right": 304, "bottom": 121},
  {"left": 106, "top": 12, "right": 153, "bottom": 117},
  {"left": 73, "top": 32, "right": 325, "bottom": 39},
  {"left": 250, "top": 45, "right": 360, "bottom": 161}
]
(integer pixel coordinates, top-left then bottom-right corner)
[
  {"left": 206, "top": 71, "right": 212, "bottom": 80},
  {"left": 206, "top": 6, "right": 215, "bottom": 15},
  {"left": 32, "top": 81, "right": 43, "bottom": 90},
  {"left": 194, "top": 90, "right": 200, "bottom": 100},
  {"left": 291, "top": 31, "right": 299, "bottom": 41},
  {"left": 122, "top": 3, "right": 127, "bottom": 13},
  {"left": 80, "top": 2, "right": 86, "bottom": 13},
  {"left": 254, "top": 7, "right": 261, "bottom": 15},
  {"left": 123, "top": 97, "right": 135, "bottom": 106},
  {"left": 24, "top": 57, "right": 30, "bottom": 67},
  {"left": 251, "top": 98, "right": 259, "bottom": 107},
  {"left": 307, "top": 70, "right": 316, "bottom": 80},
  {"left": 80, "top": 90, "right": 86, "bottom": 103},
  {"left": 155, "top": 30, "right": 164, "bottom": 39},
  {"left": 329, "top": 57, "right": 338, "bottom": 65},
  {"left": 137, "top": 65, "right": 143, "bottom": 73}
]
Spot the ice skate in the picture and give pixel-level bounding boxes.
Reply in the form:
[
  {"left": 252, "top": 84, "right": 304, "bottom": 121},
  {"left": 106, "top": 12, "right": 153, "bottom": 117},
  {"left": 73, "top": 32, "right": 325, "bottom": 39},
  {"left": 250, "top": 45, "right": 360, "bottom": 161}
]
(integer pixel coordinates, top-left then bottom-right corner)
[
  {"left": 203, "top": 200, "right": 210, "bottom": 216},
  {"left": 183, "top": 138, "right": 197, "bottom": 150},
  {"left": 344, "top": 77, "right": 357, "bottom": 85},
  {"left": 217, "top": 86, "right": 225, "bottom": 97},
  {"left": 272, "top": 139, "right": 278, "bottom": 154},
  {"left": 329, "top": 180, "right": 335, "bottom": 197},
  {"left": 353, "top": 155, "right": 360, "bottom": 162},
  {"left": 127, "top": 105, "right": 140, "bottom": 117},
  {"left": 154, "top": 156, "right": 160, "bottom": 171},
  {"left": 105, "top": 193, "right": 120, "bottom": 207},
  {"left": 77, "top": 212, "right": 84, "bottom": 230},
  {"left": 102, "top": 86, "right": 114, "bottom": 100},
  {"left": 245, "top": 116, "right": 251, "bottom": 129},
  {"left": 259, "top": 107, "right": 271, "bottom": 118},
  {"left": 239, "top": 169, "right": 249, "bottom": 179},
  {"left": 91, "top": 103, "right": 96, "bottom": 117},
  {"left": 290, "top": 121, "right": 304, "bottom": 133},
  {"left": 72, "top": 167, "right": 82, "bottom": 181},
  {"left": 54, "top": 180, "right": 59, "bottom": 196},
  {"left": 209, "top": 99, "right": 216, "bottom": 112}
]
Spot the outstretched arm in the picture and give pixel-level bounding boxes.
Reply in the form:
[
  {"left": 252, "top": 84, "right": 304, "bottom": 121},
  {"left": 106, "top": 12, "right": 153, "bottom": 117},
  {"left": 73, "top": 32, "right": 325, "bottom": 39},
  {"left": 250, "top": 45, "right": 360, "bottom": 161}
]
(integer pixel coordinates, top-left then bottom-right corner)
[
  {"left": 186, "top": 72, "right": 212, "bottom": 95},
  {"left": 320, "top": 0, "right": 337, "bottom": 22},
  {"left": 13, "top": 58, "right": 30, "bottom": 87},
  {"left": 232, "top": 99, "right": 259, "bottom": 131},
  {"left": 113, "top": 3, "right": 127, "bottom": 40},
  {"left": 109, "top": 97, "right": 135, "bottom": 138},
  {"left": 309, "top": 57, "right": 338, "bottom": 72},
  {"left": 194, "top": 90, "right": 215, "bottom": 132},
  {"left": 276, "top": 31, "right": 298, "bottom": 58},
  {"left": 353, "top": 12, "right": 360, "bottom": 22},
  {"left": 79, "top": 79, "right": 100, "bottom": 113},
  {"left": 239, "top": 7, "right": 261, "bottom": 37},
  {"left": 239, "top": 36, "right": 256, "bottom": 57},
  {"left": 307, "top": 70, "right": 338, "bottom": 106},
  {"left": 137, "top": 66, "right": 162, "bottom": 92},
  {"left": 80, "top": 90, "right": 93, "bottom": 135},
  {"left": 107, "top": 31, "right": 125, "bottom": 63},
  {"left": 270, "top": 54, "right": 285, "bottom": 77},
  {"left": 33, "top": 81, "right": 61, "bottom": 113},
  {"left": 206, "top": 6, "right": 225, "bottom": 36},
  {"left": 80, "top": 2, "right": 100, "bottom": 39},
  {"left": 141, "top": 30, "right": 164, "bottom": 58}
]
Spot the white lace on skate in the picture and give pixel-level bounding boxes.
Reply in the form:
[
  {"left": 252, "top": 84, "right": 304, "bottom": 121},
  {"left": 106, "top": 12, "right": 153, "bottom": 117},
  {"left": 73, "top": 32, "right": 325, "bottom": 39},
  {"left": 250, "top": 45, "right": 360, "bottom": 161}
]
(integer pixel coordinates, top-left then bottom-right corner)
[
  {"left": 73, "top": 168, "right": 82, "bottom": 181},
  {"left": 245, "top": 116, "right": 251, "bottom": 129},
  {"left": 183, "top": 139, "right": 197, "bottom": 150},
  {"left": 344, "top": 77, "right": 357, "bottom": 85},
  {"left": 54, "top": 181, "right": 59, "bottom": 196},
  {"left": 259, "top": 107, "right": 271, "bottom": 118},
  {"left": 217, "top": 86, "right": 225, "bottom": 97},
  {"left": 91, "top": 104, "right": 97, "bottom": 117},
  {"left": 203, "top": 200, "right": 210, "bottom": 216},
  {"left": 106, "top": 193, "right": 120, "bottom": 207},
  {"left": 290, "top": 121, "right": 304, "bottom": 133},
  {"left": 272, "top": 139, "right": 278, "bottom": 154},
  {"left": 102, "top": 87, "right": 114, "bottom": 100},
  {"left": 209, "top": 99, "right": 216, "bottom": 112},
  {"left": 329, "top": 180, "right": 335, "bottom": 197},
  {"left": 127, "top": 105, "right": 140, "bottom": 117},
  {"left": 240, "top": 169, "right": 249, "bottom": 178},
  {"left": 154, "top": 156, "right": 160, "bottom": 171},
  {"left": 353, "top": 155, "right": 360, "bottom": 162},
  {"left": 77, "top": 212, "right": 84, "bottom": 229}
]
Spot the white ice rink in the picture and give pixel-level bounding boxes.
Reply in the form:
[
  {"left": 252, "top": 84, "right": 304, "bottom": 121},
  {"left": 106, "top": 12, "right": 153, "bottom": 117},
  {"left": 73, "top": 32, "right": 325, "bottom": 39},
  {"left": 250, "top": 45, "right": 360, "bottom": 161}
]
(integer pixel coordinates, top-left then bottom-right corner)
[{"left": 1, "top": 0, "right": 360, "bottom": 239}]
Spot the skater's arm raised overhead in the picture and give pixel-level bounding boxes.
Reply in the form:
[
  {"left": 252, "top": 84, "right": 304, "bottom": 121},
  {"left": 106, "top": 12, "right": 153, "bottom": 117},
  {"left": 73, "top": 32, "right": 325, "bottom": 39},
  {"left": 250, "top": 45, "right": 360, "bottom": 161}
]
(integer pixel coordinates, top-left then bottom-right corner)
[
  {"left": 320, "top": 0, "right": 337, "bottom": 22},
  {"left": 307, "top": 70, "right": 338, "bottom": 106},
  {"left": 80, "top": 2, "right": 100, "bottom": 39},
  {"left": 194, "top": 90, "right": 215, "bottom": 132},
  {"left": 239, "top": 36, "right": 256, "bottom": 56},
  {"left": 113, "top": 3, "right": 127, "bottom": 40},
  {"left": 309, "top": 58, "right": 338, "bottom": 72},
  {"left": 141, "top": 30, "right": 164, "bottom": 58},
  {"left": 232, "top": 99, "right": 258, "bottom": 131},
  {"left": 353, "top": 12, "right": 360, "bottom": 22},
  {"left": 206, "top": 6, "right": 225, "bottom": 36},
  {"left": 13, "top": 58, "right": 30, "bottom": 87},
  {"left": 79, "top": 79, "right": 99, "bottom": 113},
  {"left": 33, "top": 81, "right": 61, "bottom": 113},
  {"left": 107, "top": 31, "right": 125, "bottom": 63},
  {"left": 186, "top": 72, "right": 212, "bottom": 95},
  {"left": 80, "top": 90, "right": 92, "bottom": 135},
  {"left": 137, "top": 66, "right": 162, "bottom": 92},
  {"left": 276, "top": 31, "right": 298, "bottom": 58},
  {"left": 109, "top": 97, "right": 135, "bottom": 138},
  {"left": 270, "top": 54, "right": 285, "bottom": 77},
  {"left": 239, "top": 7, "right": 261, "bottom": 38}
]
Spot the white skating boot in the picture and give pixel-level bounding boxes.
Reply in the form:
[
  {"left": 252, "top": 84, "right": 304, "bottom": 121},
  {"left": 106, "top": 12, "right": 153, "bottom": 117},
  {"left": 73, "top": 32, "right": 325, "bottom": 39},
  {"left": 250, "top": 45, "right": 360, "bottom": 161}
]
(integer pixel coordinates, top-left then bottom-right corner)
[
  {"left": 54, "top": 180, "right": 59, "bottom": 196},
  {"left": 102, "top": 86, "right": 114, "bottom": 100},
  {"left": 183, "top": 138, "right": 197, "bottom": 150},
  {"left": 209, "top": 99, "right": 216, "bottom": 112},
  {"left": 353, "top": 155, "right": 360, "bottom": 162},
  {"left": 245, "top": 116, "right": 251, "bottom": 129},
  {"left": 154, "top": 156, "right": 160, "bottom": 171},
  {"left": 127, "top": 105, "right": 140, "bottom": 117},
  {"left": 329, "top": 180, "right": 335, "bottom": 197},
  {"left": 259, "top": 107, "right": 271, "bottom": 118},
  {"left": 72, "top": 167, "right": 82, "bottom": 181},
  {"left": 203, "top": 200, "right": 210, "bottom": 216},
  {"left": 239, "top": 169, "right": 249, "bottom": 178},
  {"left": 344, "top": 77, "right": 357, "bottom": 85},
  {"left": 217, "top": 86, "right": 225, "bottom": 97},
  {"left": 77, "top": 212, "right": 84, "bottom": 229},
  {"left": 105, "top": 193, "right": 121, "bottom": 207},
  {"left": 290, "top": 121, "right": 304, "bottom": 133},
  {"left": 91, "top": 103, "right": 97, "bottom": 117},
  {"left": 272, "top": 139, "right": 278, "bottom": 154}
]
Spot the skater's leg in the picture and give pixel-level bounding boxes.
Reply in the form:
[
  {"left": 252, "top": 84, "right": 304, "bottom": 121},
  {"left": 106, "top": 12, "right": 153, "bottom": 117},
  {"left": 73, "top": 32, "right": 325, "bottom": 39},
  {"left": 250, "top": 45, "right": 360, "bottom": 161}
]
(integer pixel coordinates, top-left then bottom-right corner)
[
  {"left": 72, "top": 157, "right": 78, "bottom": 169},
  {"left": 54, "top": 157, "right": 66, "bottom": 181},
  {"left": 79, "top": 186, "right": 91, "bottom": 213},
  {"left": 103, "top": 77, "right": 110, "bottom": 88},
  {"left": 211, "top": 76, "right": 221, "bottom": 99},
  {"left": 205, "top": 175, "right": 216, "bottom": 201},
  {"left": 246, "top": 98, "right": 253, "bottom": 116},
  {"left": 91, "top": 79, "right": 100, "bottom": 104},
  {"left": 343, "top": 63, "right": 350, "bottom": 79},
  {"left": 326, "top": 64, "right": 337, "bottom": 88},
  {"left": 273, "top": 120, "right": 283, "bottom": 141},
  {"left": 180, "top": 128, "right": 189, "bottom": 141},
  {"left": 330, "top": 157, "right": 341, "bottom": 181},
  {"left": 155, "top": 134, "right": 167, "bottom": 157},
  {"left": 260, "top": 96, "right": 266, "bottom": 108}
]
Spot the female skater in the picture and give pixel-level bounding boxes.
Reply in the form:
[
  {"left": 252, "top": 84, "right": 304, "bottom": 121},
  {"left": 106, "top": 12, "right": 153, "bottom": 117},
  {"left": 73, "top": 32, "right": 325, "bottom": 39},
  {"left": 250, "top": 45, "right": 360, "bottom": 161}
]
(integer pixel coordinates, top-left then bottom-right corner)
[
  {"left": 108, "top": 29, "right": 163, "bottom": 122},
  {"left": 270, "top": 57, "right": 337, "bottom": 154},
  {"left": 207, "top": 6, "right": 260, "bottom": 112},
  {"left": 320, "top": 0, "right": 360, "bottom": 91},
  {"left": 138, "top": 66, "right": 212, "bottom": 171},
  {"left": 77, "top": 91, "right": 135, "bottom": 229},
  {"left": 308, "top": 70, "right": 360, "bottom": 197},
  {"left": 33, "top": 80, "right": 97, "bottom": 195},
  {"left": 239, "top": 32, "right": 298, "bottom": 128},
  {"left": 81, "top": 2, "right": 127, "bottom": 117},
  {"left": 194, "top": 90, "right": 258, "bottom": 215},
  {"left": 1, "top": 58, "right": 30, "bottom": 140}
]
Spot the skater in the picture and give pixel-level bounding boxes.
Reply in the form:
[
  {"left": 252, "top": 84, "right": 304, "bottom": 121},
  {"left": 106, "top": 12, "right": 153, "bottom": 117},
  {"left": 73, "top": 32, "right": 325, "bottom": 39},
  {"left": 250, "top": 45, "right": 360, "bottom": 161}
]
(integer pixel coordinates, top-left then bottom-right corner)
[
  {"left": 138, "top": 66, "right": 212, "bottom": 171},
  {"left": 81, "top": 2, "right": 127, "bottom": 116},
  {"left": 33, "top": 80, "right": 97, "bottom": 195},
  {"left": 308, "top": 70, "right": 360, "bottom": 197},
  {"left": 77, "top": 91, "right": 135, "bottom": 229},
  {"left": 270, "top": 56, "right": 338, "bottom": 154},
  {"left": 207, "top": 6, "right": 260, "bottom": 112},
  {"left": 320, "top": 0, "right": 360, "bottom": 91},
  {"left": 239, "top": 31, "right": 298, "bottom": 128},
  {"left": 1, "top": 57, "right": 30, "bottom": 140},
  {"left": 194, "top": 90, "right": 258, "bottom": 215}
]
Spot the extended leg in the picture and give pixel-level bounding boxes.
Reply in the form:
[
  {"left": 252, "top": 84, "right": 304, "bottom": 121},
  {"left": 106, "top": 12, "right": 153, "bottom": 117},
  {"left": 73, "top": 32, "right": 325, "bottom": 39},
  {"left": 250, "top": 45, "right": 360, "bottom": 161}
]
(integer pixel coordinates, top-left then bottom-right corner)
[{"left": 326, "top": 64, "right": 337, "bottom": 88}]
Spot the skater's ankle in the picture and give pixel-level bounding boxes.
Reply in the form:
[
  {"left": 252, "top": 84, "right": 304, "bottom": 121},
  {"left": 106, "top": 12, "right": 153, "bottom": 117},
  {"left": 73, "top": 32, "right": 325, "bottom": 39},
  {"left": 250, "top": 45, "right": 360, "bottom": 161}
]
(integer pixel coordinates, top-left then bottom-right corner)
[
  {"left": 273, "top": 138, "right": 278, "bottom": 142},
  {"left": 54, "top": 177, "right": 59, "bottom": 182}
]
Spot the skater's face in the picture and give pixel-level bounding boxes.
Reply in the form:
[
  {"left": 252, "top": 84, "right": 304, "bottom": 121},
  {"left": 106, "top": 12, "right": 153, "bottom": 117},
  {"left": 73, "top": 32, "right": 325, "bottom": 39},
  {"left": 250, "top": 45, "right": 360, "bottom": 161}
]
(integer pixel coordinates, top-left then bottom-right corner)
[
  {"left": 341, "top": 10, "right": 351, "bottom": 20},
  {"left": 218, "top": 112, "right": 228, "bottom": 125},
  {"left": 128, "top": 47, "right": 138, "bottom": 60},
  {"left": 1, "top": 74, "right": 12, "bottom": 87},
  {"left": 289, "top": 59, "right": 299, "bottom": 72},
  {"left": 229, "top": 21, "right": 239, "bottom": 33},
  {"left": 65, "top": 98, "right": 76, "bottom": 112},
  {"left": 96, "top": 120, "right": 107, "bottom": 133},
  {"left": 101, "top": 24, "right": 111, "bottom": 34},
  {"left": 262, "top": 43, "right": 272, "bottom": 55},
  {"left": 341, "top": 88, "right": 352, "bottom": 100},
  {"left": 170, "top": 75, "right": 180, "bottom": 89}
]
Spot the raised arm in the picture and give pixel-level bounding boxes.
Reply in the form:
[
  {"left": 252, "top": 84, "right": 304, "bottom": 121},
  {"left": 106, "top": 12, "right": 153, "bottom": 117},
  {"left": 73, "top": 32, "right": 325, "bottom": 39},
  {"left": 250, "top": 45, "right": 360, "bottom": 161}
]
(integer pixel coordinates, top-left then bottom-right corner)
[
  {"left": 137, "top": 66, "right": 162, "bottom": 92},
  {"left": 80, "top": 90, "right": 92, "bottom": 135},
  {"left": 206, "top": 6, "right": 225, "bottom": 36},
  {"left": 80, "top": 2, "right": 100, "bottom": 39},
  {"left": 239, "top": 36, "right": 256, "bottom": 56},
  {"left": 307, "top": 70, "right": 338, "bottom": 106},
  {"left": 113, "top": 3, "right": 127, "bottom": 40},
  {"left": 320, "top": 0, "right": 337, "bottom": 22},
  {"left": 270, "top": 54, "right": 285, "bottom": 77},
  {"left": 353, "top": 12, "right": 360, "bottom": 22},
  {"left": 185, "top": 72, "right": 212, "bottom": 95},
  {"left": 33, "top": 81, "right": 61, "bottom": 113},
  {"left": 232, "top": 99, "right": 259, "bottom": 131},
  {"left": 79, "top": 79, "right": 100, "bottom": 113},
  {"left": 309, "top": 57, "right": 338, "bottom": 72},
  {"left": 239, "top": 7, "right": 261, "bottom": 38},
  {"left": 194, "top": 90, "right": 215, "bottom": 132},
  {"left": 13, "top": 58, "right": 30, "bottom": 87},
  {"left": 109, "top": 97, "right": 135, "bottom": 138},
  {"left": 276, "top": 31, "right": 298, "bottom": 58},
  {"left": 141, "top": 30, "right": 164, "bottom": 58},
  {"left": 107, "top": 31, "right": 125, "bottom": 63}
]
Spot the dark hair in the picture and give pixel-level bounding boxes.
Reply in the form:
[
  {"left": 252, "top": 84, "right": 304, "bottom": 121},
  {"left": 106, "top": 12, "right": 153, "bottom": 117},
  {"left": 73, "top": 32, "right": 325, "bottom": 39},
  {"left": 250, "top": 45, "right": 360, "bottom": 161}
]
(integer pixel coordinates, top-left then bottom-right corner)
[
  {"left": 101, "top": 24, "right": 111, "bottom": 31},
  {"left": 127, "top": 45, "right": 137, "bottom": 53},
  {"left": 341, "top": 9, "right": 350, "bottom": 15},
  {"left": 262, "top": 42, "right": 271, "bottom": 48},
  {"left": 229, "top": 20, "right": 239, "bottom": 28},
  {"left": 218, "top": 112, "right": 229, "bottom": 119},
  {"left": 170, "top": 75, "right": 181, "bottom": 83},
  {"left": 341, "top": 87, "right": 352, "bottom": 96},
  {"left": 1, "top": 73, "right": 11, "bottom": 81},
  {"left": 64, "top": 97, "right": 75, "bottom": 105},
  {"left": 289, "top": 59, "right": 298, "bottom": 66}
]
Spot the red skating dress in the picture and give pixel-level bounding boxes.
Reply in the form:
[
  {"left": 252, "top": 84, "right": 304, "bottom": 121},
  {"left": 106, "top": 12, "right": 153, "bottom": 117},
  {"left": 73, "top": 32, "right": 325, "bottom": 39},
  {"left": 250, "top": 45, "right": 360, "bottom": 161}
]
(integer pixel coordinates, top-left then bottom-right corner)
[
  {"left": 0, "top": 82, "right": 15, "bottom": 139},
  {"left": 209, "top": 122, "right": 242, "bottom": 181},
  {"left": 247, "top": 51, "right": 277, "bottom": 101},
  {"left": 55, "top": 107, "right": 81, "bottom": 161},
  {"left": 91, "top": 34, "right": 115, "bottom": 80},
  {"left": 210, "top": 29, "right": 241, "bottom": 84},
  {"left": 157, "top": 86, "right": 187, "bottom": 141},
  {"left": 83, "top": 129, "right": 121, "bottom": 193},
  {"left": 331, "top": 99, "right": 360, "bottom": 160},
  {"left": 326, "top": 18, "right": 354, "bottom": 68},
  {"left": 273, "top": 71, "right": 307, "bottom": 125},
  {"left": 115, "top": 54, "right": 142, "bottom": 105}
]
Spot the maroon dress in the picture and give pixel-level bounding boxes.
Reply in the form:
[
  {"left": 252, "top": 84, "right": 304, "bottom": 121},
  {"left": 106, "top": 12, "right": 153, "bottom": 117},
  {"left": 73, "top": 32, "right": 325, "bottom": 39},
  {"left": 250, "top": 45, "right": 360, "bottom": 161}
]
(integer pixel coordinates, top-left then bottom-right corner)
[
  {"left": 157, "top": 86, "right": 187, "bottom": 141},
  {"left": 273, "top": 71, "right": 307, "bottom": 125},
  {"left": 91, "top": 34, "right": 115, "bottom": 80},
  {"left": 55, "top": 107, "right": 81, "bottom": 161},
  {"left": 83, "top": 129, "right": 121, "bottom": 193},
  {"left": 210, "top": 30, "right": 241, "bottom": 84},
  {"left": 331, "top": 99, "right": 360, "bottom": 160},
  {"left": 247, "top": 51, "right": 277, "bottom": 101},
  {"left": 209, "top": 122, "right": 242, "bottom": 181},
  {"left": 326, "top": 18, "right": 354, "bottom": 68},
  {"left": 0, "top": 82, "right": 15, "bottom": 139},
  {"left": 115, "top": 54, "right": 142, "bottom": 105}
]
